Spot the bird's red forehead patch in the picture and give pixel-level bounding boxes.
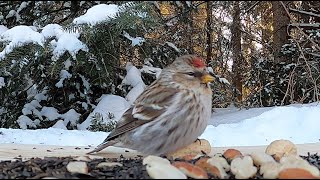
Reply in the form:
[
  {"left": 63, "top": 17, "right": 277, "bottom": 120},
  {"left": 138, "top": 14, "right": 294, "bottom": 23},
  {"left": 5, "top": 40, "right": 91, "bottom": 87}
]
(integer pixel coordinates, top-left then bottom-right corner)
[{"left": 192, "top": 57, "right": 206, "bottom": 68}]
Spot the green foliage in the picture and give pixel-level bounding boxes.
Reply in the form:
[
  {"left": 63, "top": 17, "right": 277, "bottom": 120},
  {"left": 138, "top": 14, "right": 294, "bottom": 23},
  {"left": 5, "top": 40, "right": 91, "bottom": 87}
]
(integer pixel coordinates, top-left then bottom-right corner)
[
  {"left": 0, "top": 1, "right": 162, "bottom": 129},
  {"left": 88, "top": 112, "right": 117, "bottom": 132}
]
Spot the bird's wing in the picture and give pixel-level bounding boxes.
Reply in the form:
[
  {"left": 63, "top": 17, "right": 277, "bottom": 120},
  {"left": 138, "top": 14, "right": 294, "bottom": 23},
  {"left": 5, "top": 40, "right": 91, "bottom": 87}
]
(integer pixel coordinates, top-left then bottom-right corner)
[{"left": 102, "top": 84, "right": 179, "bottom": 142}]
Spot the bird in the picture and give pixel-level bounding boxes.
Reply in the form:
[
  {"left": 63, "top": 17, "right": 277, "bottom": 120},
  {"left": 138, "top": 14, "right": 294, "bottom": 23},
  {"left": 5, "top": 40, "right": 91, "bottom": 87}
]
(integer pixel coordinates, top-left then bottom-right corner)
[{"left": 87, "top": 54, "right": 214, "bottom": 155}]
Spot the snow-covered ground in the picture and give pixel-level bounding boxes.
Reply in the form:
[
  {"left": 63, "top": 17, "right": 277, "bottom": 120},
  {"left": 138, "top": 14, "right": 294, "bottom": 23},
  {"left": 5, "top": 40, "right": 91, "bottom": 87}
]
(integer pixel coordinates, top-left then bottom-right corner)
[{"left": 1, "top": 102, "right": 319, "bottom": 147}]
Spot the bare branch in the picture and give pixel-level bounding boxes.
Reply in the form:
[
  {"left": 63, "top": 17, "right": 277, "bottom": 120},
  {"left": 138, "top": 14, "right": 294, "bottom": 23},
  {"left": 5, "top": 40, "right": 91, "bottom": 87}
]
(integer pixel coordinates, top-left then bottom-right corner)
[
  {"left": 244, "top": 1, "right": 261, "bottom": 14},
  {"left": 289, "top": 23, "right": 320, "bottom": 28},
  {"left": 280, "top": 1, "right": 320, "bottom": 51},
  {"left": 289, "top": 8, "right": 320, "bottom": 18},
  {"left": 280, "top": 1, "right": 320, "bottom": 103}
]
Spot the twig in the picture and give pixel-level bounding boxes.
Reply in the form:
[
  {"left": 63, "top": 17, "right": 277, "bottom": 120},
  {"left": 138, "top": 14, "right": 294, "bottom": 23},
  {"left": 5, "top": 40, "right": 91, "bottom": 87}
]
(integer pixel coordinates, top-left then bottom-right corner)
[
  {"left": 280, "top": 1, "right": 319, "bottom": 102},
  {"left": 163, "top": 1, "right": 207, "bottom": 23},
  {"left": 280, "top": 1, "right": 320, "bottom": 51},
  {"left": 288, "top": 23, "right": 320, "bottom": 28},
  {"left": 289, "top": 8, "right": 320, "bottom": 18},
  {"left": 281, "top": 67, "right": 296, "bottom": 105},
  {"left": 244, "top": 1, "right": 261, "bottom": 14}
]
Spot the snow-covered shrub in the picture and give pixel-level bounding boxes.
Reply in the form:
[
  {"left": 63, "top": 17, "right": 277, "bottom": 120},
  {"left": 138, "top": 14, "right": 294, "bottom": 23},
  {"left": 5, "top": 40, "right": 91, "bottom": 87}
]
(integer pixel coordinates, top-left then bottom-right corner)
[
  {"left": 88, "top": 112, "right": 117, "bottom": 132},
  {"left": 243, "top": 29, "right": 320, "bottom": 107},
  {"left": 0, "top": 2, "right": 162, "bottom": 129}
]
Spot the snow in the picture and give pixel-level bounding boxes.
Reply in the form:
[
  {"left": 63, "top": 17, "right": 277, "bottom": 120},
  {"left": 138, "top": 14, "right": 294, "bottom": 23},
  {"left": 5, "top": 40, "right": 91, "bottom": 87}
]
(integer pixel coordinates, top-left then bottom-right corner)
[
  {"left": 73, "top": 4, "right": 119, "bottom": 26},
  {"left": 61, "top": 109, "right": 81, "bottom": 127},
  {"left": 0, "top": 128, "right": 105, "bottom": 146},
  {"left": 165, "top": 42, "right": 180, "bottom": 52},
  {"left": 0, "top": 77, "right": 5, "bottom": 88},
  {"left": 17, "top": 2, "right": 28, "bottom": 13},
  {"left": 219, "top": 77, "right": 230, "bottom": 85},
  {"left": 55, "top": 70, "right": 72, "bottom": 88},
  {"left": 34, "top": 89, "right": 48, "bottom": 102},
  {"left": 121, "top": 62, "right": 146, "bottom": 104},
  {"left": 41, "top": 24, "right": 64, "bottom": 39},
  {"left": 17, "top": 115, "right": 39, "bottom": 130},
  {"left": 52, "top": 120, "right": 68, "bottom": 130},
  {"left": 140, "top": 65, "right": 162, "bottom": 79},
  {"left": 0, "top": 25, "right": 44, "bottom": 60},
  {"left": 125, "top": 82, "right": 145, "bottom": 105},
  {"left": 123, "top": 31, "right": 145, "bottom": 46},
  {"left": 1, "top": 102, "right": 320, "bottom": 148},
  {"left": 41, "top": 24, "right": 88, "bottom": 61},
  {"left": 6, "top": 10, "right": 16, "bottom": 19},
  {"left": 40, "top": 106, "right": 60, "bottom": 121},
  {"left": 51, "top": 33, "right": 88, "bottom": 60},
  {"left": 0, "top": 25, "right": 8, "bottom": 35},
  {"left": 201, "top": 102, "right": 320, "bottom": 147},
  {"left": 78, "top": 94, "right": 130, "bottom": 130},
  {"left": 27, "top": 23, "right": 88, "bottom": 62}
]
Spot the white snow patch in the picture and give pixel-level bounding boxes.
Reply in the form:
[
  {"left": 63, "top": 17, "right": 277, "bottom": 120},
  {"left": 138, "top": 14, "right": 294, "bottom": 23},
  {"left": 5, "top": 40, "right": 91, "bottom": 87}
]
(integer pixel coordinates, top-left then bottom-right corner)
[
  {"left": 64, "top": 58, "right": 72, "bottom": 70},
  {"left": 0, "top": 77, "right": 5, "bottom": 88},
  {"left": 34, "top": 89, "right": 48, "bottom": 102},
  {"left": 52, "top": 33, "right": 88, "bottom": 60},
  {"left": 219, "top": 77, "right": 230, "bottom": 85},
  {"left": 17, "top": 2, "right": 28, "bottom": 13},
  {"left": 52, "top": 120, "right": 68, "bottom": 130},
  {"left": 121, "top": 62, "right": 146, "bottom": 104},
  {"left": 140, "top": 66, "right": 162, "bottom": 79},
  {"left": 125, "top": 82, "right": 145, "bottom": 105},
  {"left": 78, "top": 94, "right": 130, "bottom": 130},
  {"left": 201, "top": 103, "right": 320, "bottom": 147},
  {"left": 122, "top": 62, "right": 145, "bottom": 87},
  {"left": 0, "top": 25, "right": 44, "bottom": 60},
  {"left": 0, "top": 25, "right": 8, "bottom": 35},
  {"left": 165, "top": 42, "right": 180, "bottom": 52},
  {"left": 61, "top": 109, "right": 81, "bottom": 127},
  {"left": 17, "top": 115, "right": 40, "bottom": 130},
  {"left": 0, "top": 102, "right": 320, "bottom": 148},
  {"left": 55, "top": 70, "right": 72, "bottom": 88},
  {"left": 123, "top": 31, "right": 145, "bottom": 46},
  {"left": 6, "top": 10, "right": 16, "bottom": 19},
  {"left": 0, "top": 128, "right": 109, "bottom": 146},
  {"left": 41, "top": 24, "right": 64, "bottom": 39},
  {"left": 73, "top": 4, "right": 119, "bottom": 26},
  {"left": 40, "top": 106, "right": 60, "bottom": 121}
]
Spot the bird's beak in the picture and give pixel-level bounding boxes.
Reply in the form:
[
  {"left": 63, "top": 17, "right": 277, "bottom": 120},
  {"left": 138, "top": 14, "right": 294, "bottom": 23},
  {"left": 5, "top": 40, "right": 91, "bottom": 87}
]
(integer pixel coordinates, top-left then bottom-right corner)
[{"left": 201, "top": 73, "right": 214, "bottom": 84}]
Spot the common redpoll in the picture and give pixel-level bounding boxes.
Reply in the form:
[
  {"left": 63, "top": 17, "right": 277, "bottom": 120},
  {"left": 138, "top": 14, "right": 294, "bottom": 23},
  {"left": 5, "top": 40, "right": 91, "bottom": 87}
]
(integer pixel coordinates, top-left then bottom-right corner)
[{"left": 87, "top": 54, "right": 214, "bottom": 155}]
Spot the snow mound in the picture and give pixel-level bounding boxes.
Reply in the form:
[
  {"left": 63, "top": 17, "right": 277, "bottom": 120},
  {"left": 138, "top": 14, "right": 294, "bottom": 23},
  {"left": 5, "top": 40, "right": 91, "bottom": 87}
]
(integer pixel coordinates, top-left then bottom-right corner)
[
  {"left": 0, "top": 25, "right": 44, "bottom": 60},
  {"left": 73, "top": 4, "right": 119, "bottom": 26},
  {"left": 78, "top": 94, "right": 130, "bottom": 130}
]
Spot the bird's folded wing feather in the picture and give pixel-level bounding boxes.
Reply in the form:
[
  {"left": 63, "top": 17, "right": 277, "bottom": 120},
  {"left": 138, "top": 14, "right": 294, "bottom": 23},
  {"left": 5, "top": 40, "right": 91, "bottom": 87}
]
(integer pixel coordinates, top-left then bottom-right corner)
[{"left": 102, "top": 85, "right": 179, "bottom": 142}]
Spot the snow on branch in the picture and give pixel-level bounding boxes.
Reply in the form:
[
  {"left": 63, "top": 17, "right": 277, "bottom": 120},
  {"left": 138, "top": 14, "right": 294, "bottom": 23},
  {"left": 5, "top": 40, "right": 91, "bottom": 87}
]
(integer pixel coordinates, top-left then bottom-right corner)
[
  {"left": 289, "top": 8, "right": 320, "bottom": 18},
  {"left": 0, "top": 26, "right": 44, "bottom": 60},
  {"left": 123, "top": 31, "right": 145, "bottom": 46},
  {"left": 73, "top": 4, "right": 119, "bottom": 26},
  {"left": 289, "top": 23, "right": 320, "bottom": 28}
]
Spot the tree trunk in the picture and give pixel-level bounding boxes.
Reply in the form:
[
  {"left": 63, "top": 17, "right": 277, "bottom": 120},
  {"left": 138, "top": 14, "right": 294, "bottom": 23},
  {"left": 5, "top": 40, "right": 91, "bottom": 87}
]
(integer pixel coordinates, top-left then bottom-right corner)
[
  {"left": 206, "top": 1, "right": 213, "bottom": 64},
  {"left": 271, "top": 1, "right": 290, "bottom": 64},
  {"left": 260, "top": 2, "right": 273, "bottom": 54},
  {"left": 231, "top": 1, "right": 242, "bottom": 102},
  {"left": 188, "top": 1, "right": 194, "bottom": 54}
]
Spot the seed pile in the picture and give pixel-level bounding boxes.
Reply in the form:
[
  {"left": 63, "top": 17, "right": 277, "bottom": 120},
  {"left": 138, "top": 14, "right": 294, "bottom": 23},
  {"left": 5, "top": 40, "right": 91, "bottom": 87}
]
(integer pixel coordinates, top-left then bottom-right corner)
[
  {"left": 0, "top": 139, "right": 319, "bottom": 179},
  {"left": 0, "top": 156, "right": 149, "bottom": 179},
  {"left": 0, "top": 153, "right": 319, "bottom": 179}
]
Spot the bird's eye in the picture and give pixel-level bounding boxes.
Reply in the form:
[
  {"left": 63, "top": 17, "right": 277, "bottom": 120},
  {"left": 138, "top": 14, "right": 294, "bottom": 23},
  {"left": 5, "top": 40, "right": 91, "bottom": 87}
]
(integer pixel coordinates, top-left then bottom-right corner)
[
  {"left": 185, "top": 72, "right": 203, "bottom": 77},
  {"left": 186, "top": 72, "right": 195, "bottom": 76}
]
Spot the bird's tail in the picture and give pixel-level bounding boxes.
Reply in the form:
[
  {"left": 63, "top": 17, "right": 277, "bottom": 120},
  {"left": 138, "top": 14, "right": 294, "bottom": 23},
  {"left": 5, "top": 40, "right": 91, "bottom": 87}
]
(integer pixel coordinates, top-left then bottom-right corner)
[{"left": 86, "top": 141, "right": 116, "bottom": 154}]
